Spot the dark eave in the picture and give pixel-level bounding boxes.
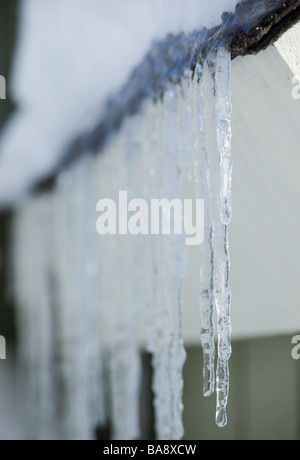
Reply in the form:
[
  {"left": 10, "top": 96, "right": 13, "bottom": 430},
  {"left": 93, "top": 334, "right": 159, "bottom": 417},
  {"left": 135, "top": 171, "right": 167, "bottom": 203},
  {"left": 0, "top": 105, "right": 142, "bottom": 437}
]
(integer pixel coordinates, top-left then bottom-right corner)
[{"left": 231, "top": 0, "right": 300, "bottom": 57}]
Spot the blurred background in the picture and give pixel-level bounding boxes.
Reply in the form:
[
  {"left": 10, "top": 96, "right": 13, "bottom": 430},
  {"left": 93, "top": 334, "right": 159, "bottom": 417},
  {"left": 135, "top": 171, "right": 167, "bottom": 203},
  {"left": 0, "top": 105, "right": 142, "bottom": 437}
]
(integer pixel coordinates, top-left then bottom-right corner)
[{"left": 0, "top": 0, "right": 300, "bottom": 440}]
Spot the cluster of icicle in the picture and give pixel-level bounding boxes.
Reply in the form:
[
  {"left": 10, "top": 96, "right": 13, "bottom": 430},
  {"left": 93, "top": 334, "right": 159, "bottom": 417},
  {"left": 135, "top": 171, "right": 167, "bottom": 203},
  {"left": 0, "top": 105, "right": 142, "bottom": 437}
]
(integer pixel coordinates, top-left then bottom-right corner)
[{"left": 12, "top": 46, "right": 232, "bottom": 440}]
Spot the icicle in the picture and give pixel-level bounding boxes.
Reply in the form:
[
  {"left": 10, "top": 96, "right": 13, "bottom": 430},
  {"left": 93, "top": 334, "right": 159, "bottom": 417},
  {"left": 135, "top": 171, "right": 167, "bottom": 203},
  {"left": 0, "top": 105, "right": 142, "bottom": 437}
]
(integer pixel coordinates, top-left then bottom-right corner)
[
  {"left": 53, "top": 164, "right": 96, "bottom": 440},
  {"left": 216, "top": 47, "right": 233, "bottom": 226},
  {"left": 214, "top": 46, "right": 232, "bottom": 428},
  {"left": 98, "top": 120, "right": 142, "bottom": 441},
  {"left": 95, "top": 143, "right": 122, "bottom": 438},
  {"left": 178, "top": 69, "right": 193, "bottom": 182},
  {"left": 150, "top": 87, "right": 187, "bottom": 440},
  {"left": 120, "top": 115, "right": 143, "bottom": 441},
  {"left": 205, "top": 46, "right": 232, "bottom": 428},
  {"left": 141, "top": 99, "right": 159, "bottom": 356},
  {"left": 13, "top": 195, "right": 57, "bottom": 440},
  {"left": 77, "top": 155, "right": 108, "bottom": 431},
  {"left": 164, "top": 86, "right": 187, "bottom": 440},
  {"left": 191, "top": 62, "right": 216, "bottom": 398},
  {"left": 150, "top": 97, "right": 171, "bottom": 440}
]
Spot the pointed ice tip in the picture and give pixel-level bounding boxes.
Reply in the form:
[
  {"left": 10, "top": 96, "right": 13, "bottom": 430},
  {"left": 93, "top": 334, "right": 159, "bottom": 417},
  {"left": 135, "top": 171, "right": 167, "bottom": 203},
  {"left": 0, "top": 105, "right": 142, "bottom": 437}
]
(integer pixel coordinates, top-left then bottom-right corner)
[
  {"left": 203, "top": 389, "right": 214, "bottom": 398},
  {"left": 221, "top": 207, "right": 232, "bottom": 226},
  {"left": 203, "top": 381, "right": 214, "bottom": 398},
  {"left": 216, "top": 409, "right": 228, "bottom": 428}
]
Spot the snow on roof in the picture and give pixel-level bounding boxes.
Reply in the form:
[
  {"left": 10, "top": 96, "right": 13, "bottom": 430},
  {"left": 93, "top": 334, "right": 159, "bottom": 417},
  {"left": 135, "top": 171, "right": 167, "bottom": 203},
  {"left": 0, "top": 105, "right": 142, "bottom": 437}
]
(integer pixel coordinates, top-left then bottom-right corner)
[{"left": 0, "top": 0, "right": 243, "bottom": 208}]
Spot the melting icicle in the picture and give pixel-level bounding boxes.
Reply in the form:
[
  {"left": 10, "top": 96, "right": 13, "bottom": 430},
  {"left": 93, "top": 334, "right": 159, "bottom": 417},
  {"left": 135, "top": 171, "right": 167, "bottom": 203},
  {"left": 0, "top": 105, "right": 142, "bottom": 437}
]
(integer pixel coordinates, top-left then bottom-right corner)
[
  {"left": 205, "top": 46, "right": 232, "bottom": 428},
  {"left": 76, "top": 156, "right": 108, "bottom": 431},
  {"left": 53, "top": 165, "right": 97, "bottom": 440},
  {"left": 13, "top": 196, "right": 57, "bottom": 439},
  {"left": 214, "top": 46, "right": 232, "bottom": 428},
  {"left": 150, "top": 98, "right": 172, "bottom": 440},
  {"left": 141, "top": 100, "right": 159, "bottom": 356},
  {"left": 164, "top": 87, "right": 187, "bottom": 440},
  {"left": 96, "top": 125, "right": 142, "bottom": 441},
  {"left": 178, "top": 70, "right": 193, "bottom": 183},
  {"left": 216, "top": 47, "right": 233, "bottom": 226},
  {"left": 150, "top": 88, "right": 187, "bottom": 440},
  {"left": 120, "top": 116, "right": 142, "bottom": 441},
  {"left": 191, "top": 62, "right": 215, "bottom": 398}
]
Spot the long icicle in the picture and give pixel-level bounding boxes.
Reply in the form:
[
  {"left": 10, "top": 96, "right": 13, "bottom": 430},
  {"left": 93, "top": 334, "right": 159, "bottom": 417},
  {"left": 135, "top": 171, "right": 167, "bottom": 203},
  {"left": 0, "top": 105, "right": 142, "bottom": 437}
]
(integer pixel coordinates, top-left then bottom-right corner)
[
  {"left": 208, "top": 46, "right": 232, "bottom": 428},
  {"left": 191, "top": 61, "right": 216, "bottom": 398},
  {"left": 215, "top": 45, "right": 232, "bottom": 428},
  {"left": 164, "top": 86, "right": 187, "bottom": 440},
  {"left": 150, "top": 97, "right": 167, "bottom": 440},
  {"left": 216, "top": 47, "right": 233, "bottom": 226}
]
